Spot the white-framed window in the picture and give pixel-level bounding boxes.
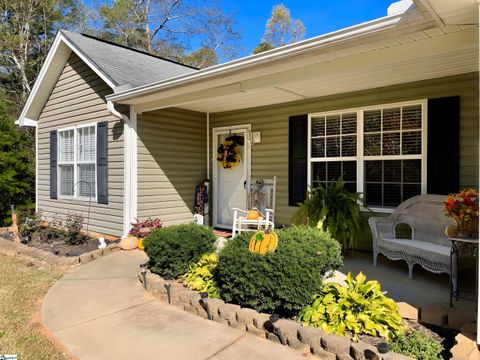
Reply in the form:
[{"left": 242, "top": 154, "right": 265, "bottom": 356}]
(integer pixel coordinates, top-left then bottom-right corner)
[
  {"left": 58, "top": 124, "right": 97, "bottom": 200},
  {"left": 308, "top": 100, "right": 427, "bottom": 212}
]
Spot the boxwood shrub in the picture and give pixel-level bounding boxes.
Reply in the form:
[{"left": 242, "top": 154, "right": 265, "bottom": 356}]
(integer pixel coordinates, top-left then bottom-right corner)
[
  {"left": 214, "top": 227, "right": 342, "bottom": 317},
  {"left": 144, "top": 224, "right": 216, "bottom": 278}
]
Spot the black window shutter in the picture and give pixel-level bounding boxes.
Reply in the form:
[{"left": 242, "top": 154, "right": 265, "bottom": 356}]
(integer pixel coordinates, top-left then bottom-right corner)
[
  {"left": 427, "top": 96, "right": 460, "bottom": 195},
  {"left": 288, "top": 114, "right": 308, "bottom": 206},
  {"left": 97, "top": 121, "right": 109, "bottom": 204},
  {"left": 50, "top": 130, "right": 58, "bottom": 199}
]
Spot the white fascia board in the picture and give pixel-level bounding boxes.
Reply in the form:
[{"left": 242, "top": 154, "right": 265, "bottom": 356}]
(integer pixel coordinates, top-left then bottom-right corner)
[
  {"left": 108, "top": 8, "right": 428, "bottom": 103},
  {"left": 17, "top": 31, "right": 116, "bottom": 127}
]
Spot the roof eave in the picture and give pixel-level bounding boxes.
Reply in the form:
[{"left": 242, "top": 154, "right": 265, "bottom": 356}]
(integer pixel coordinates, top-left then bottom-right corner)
[{"left": 107, "top": 7, "right": 428, "bottom": 103}]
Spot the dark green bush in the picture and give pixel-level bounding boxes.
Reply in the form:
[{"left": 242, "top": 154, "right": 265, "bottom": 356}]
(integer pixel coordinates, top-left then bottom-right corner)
[
  {"left": 144, "top": 224, "right": 216, "bottom": 278},
  {"left": 214, "top": 227, "right": 342, "bottom": 317},
  {"left": 388, "top": 330, "right": 444, "bottom": 360}
]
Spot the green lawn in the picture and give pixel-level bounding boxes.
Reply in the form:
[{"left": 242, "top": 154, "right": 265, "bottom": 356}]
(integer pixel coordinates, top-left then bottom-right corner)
[{"left": 0, "top": 254, "right": 68, "bottom": 359}]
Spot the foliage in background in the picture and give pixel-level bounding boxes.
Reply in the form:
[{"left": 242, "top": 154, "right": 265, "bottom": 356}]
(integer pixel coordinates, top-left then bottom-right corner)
[
  {"left": 144, "top": 224, "right": 216, "bottom": 278},
  {"left": 253, "top": 4, "right": 305, "bottom": 54},
  {"left": 214, "top": 227, "right": 342, "bottom": 317},
  {"left": 96, "top": 0, "right": 241, "bottom": 67},
  {"left": 0, "top": 95, "right": 35, "bottom": 226},
  {"left": 0, "top": 0, "right": 85, "bottom": 108},
  {"left": 292, "top": 179, "right": 365, "bottom": 250},
  {"left": 297, "top": 272, "right": 404, "bottom": 340},
  {"left": 181, "top": 253, "right": 219, "bottom": 298},
  {"left": 388, "top": 330, "right": 444, "bottom": 360},
  {"left": 129, "top": 217, "right": 163, "bottom": 237}
]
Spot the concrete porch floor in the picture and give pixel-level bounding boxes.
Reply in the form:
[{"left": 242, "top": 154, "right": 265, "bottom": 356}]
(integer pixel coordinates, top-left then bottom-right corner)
[{"left": 338, "top": 251, "right": 477, "bottom": 313}]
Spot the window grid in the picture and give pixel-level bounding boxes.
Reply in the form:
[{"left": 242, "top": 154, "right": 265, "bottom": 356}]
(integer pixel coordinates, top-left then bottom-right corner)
[
  {"left": 57, "top": 124, "right": 97, "bottom": 200},
  {"left": 308, "top": 100, "right": 426, "bottom": 211}
]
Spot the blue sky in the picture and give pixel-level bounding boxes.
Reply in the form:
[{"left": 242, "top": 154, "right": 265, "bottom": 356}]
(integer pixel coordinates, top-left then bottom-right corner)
[{"left": 223, "top": 1, "right": 395, "bottom": 56}]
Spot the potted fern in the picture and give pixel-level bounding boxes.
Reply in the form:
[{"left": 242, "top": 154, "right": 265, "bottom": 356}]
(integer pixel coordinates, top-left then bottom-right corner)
[{"left": 292, "top": 179, "right": 366, "bottom": 250}]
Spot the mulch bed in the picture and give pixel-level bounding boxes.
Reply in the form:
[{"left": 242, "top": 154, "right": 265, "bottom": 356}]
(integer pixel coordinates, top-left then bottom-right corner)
[{"left": 0, "top": 230, "right": 100, "bottom": 257}]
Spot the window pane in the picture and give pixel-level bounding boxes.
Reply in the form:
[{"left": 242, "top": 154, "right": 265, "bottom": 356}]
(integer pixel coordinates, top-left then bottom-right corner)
[
  {"left": 365, "top": 161, "right": 382, "bottom": 182},
  {"left": 311, "top": 138, "right": 325, "bottom": 157},
  {"left": 326, "top": 137, "right": 340, "bottom": 157},
  {"left": 364, "top": 160, "right": 421, "bottom": 207},
  {"left": 341, "top": 113, "right": 357, "bottom": 135},
  {"left": 403, "top": 160, "right": 421, "bottom": 183},
  {"left": 402, "top": 131, "right": 421, "bottom": 155},
  {"left": 382, "top": 108, "right": 400, "bottom": 131},
  {"left": 341, "top": 136, "right": 356, "bottom": 156},
  {"left": 78, "top": 164, "right": 96, "bottom": 198},
  {"left": 383, "top": 160, "right": 401, "bottom": 183},
  {"left": 327, "top": 162, "right": 341, "bottom": 181},
  {"left": 326, "top": 115, "right": 340, "bottom": 135},
  {"left": 365, "top": 183, "right": 382, "bottom": 206},
  {"left": 311, "top": 116, "right": 325, "bottom": 137},
  {"left": 342, "top": 161, "right": 357, "bottom": 182},
  {"left": 364, "top": 110, "right": 381, "bottom": 132},
  {"left": 382, "top": 132, "right": 400, "bottom": 155},
  {"left": 59, "top": 130, "right": 74, "bottom": 162},
  {"left": 384, "top": 184, "right": 401, "bottom": 207},
  {"left": 312, "top": 162, "right": 326, "bottom": 187},
  {"left": 78, "top": 126, "right": 96, "bottom": 162},
  {"left": 364, "top": 133, "right": 381, "bottom": 156},
  {"left": 60, "top": 165, "right": 74, "bottom": 196},
  {"left": 402, "top": 105, "right": 422, "bottom": 130}
]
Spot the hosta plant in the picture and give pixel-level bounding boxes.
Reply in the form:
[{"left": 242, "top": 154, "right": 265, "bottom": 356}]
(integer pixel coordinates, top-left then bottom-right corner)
[
  {"left": 180, "top": 253, "right": 219, "bottom": 298},
  {"left": 297, "top": 272, "right": 404, "bottom": 340}
]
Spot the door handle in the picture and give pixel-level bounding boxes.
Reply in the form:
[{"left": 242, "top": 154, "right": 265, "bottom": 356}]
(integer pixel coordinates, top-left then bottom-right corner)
[{"left": 244, "top": 180, "right": 247, "bottom": 189}]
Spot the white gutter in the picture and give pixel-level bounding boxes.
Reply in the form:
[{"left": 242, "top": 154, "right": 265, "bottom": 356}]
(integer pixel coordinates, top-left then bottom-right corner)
[
  {"left": 107, "top": 8, "right": 427, "bottom": 103},
  {"left": 107, "top": 101, "right": 136, "bottom": 237}
]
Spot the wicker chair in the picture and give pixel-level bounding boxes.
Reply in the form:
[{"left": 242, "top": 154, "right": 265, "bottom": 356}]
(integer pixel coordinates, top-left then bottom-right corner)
[{"left": 369, "top": 194, "right": 455, "bottom": 280}]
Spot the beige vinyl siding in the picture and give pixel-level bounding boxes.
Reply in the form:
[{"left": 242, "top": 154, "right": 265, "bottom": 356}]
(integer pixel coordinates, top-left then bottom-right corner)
[
  {"left": 37, "top": 52, "right": 124, "bottom": 237},
  {"left": 137, "top": 108, "right": 207, "bottom": 224},
  {"left": 209, "top": 72, "right": 479, "bottom": 231}
]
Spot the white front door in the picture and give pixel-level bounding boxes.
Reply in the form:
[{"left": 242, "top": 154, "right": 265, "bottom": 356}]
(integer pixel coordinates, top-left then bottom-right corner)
[{"left": 213, "top": 125, "right": 251, "bottom": 229}]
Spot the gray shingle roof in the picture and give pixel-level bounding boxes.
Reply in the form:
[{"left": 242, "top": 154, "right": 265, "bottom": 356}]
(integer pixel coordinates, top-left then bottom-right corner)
[{"left": 60, "top": 30, "right": 197, "bottom": 88}]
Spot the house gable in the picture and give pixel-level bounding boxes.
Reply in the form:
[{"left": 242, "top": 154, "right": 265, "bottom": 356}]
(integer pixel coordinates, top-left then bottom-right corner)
[{"left": 36, "top": 52, "right": 125, "bottom": 237}]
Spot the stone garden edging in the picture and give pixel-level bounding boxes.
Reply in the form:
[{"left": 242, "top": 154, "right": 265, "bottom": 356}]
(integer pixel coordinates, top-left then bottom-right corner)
[
  {"left": 138, "top": 268, "right": 413, "bottom": 360},
  {"left": 0, "top": 237, "right": 120, "bottom": 266}
]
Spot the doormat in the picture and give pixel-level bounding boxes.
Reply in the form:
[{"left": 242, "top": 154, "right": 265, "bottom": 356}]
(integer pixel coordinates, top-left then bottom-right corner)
[{"left": 213, "top": 229, "right": 232, "bottom": 238}]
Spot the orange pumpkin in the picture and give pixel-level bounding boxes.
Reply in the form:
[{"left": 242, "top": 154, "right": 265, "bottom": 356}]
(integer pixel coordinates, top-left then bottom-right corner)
[
  {"left": 247, "top": 210, "right": 262, "bottom": 220},
  {"left": 248, "top": 230, "right": 278, "bottom": 255},
  {"left": 120, "top": 236, "right": 139, "bottom": 250}
]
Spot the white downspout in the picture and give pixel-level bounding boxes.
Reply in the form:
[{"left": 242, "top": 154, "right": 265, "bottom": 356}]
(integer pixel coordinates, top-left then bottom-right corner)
[
  {"left": 107, "top": 101, "right": 133, "bottom": 237},
  {"left": 206, "top": 112, "right": 210, "bottom": 180}
]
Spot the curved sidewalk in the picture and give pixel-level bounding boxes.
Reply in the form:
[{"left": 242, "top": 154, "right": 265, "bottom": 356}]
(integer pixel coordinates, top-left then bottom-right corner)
[{"left": 42, "top": 250, "right": 308, "bottom": 360}]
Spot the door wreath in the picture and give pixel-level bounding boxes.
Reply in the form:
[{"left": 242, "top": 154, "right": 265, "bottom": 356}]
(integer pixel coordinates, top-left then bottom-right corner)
[{"left": 217, "top": 135, "right": 243, "bottom": 169}]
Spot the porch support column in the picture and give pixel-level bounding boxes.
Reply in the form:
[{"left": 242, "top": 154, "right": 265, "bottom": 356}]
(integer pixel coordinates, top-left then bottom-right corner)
[
  {"left": 123, "top": 107, "right": 138, "bottom": 236},
  {"left": 206, "top": 112, "right": 210, "bottom": 180},
  {"left": 477, "top": 0, "right": 480, "bottom": 345}
]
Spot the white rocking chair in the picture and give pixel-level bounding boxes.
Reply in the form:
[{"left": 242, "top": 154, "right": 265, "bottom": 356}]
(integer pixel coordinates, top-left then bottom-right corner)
[{"left": 232, "top": 177, "right": 276, "bottom": 238}]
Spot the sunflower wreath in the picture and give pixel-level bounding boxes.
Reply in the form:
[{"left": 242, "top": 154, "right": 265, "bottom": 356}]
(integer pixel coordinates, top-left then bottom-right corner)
[{"left": 217, "top": 137, "right": 242, "bottom": 169}]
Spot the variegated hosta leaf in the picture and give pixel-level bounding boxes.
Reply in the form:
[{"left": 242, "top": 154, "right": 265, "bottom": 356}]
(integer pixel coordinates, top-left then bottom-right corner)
[{"left": 297, "top": 272, "right": 405, "bottom": 340}]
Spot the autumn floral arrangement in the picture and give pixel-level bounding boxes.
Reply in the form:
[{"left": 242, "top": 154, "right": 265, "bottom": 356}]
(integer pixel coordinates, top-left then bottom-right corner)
[{"left": 444, "top": 189, "right": 479, "bottom": 236}]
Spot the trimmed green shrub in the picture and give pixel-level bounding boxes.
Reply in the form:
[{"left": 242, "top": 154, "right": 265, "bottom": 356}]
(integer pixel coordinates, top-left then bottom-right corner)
[
  {"left": 389, "top": 330, "right": 443, "bottom": 360},
  {"left": 214, "top": 227, "right": 342, "bottom": 317},
  {"left": 180, "top": 253, "right": 219, "bottom": 298},
  {"left": 144, "top": 224, "right": 216, "bottom": 278},
  {"left": 297, "top": 272, "right": 404, "bottom": 340}
]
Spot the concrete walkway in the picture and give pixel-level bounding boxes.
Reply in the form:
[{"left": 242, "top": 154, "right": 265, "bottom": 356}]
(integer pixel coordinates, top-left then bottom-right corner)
[{"left": 42, "top": 250, "right": 308, "bottom": 360}]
